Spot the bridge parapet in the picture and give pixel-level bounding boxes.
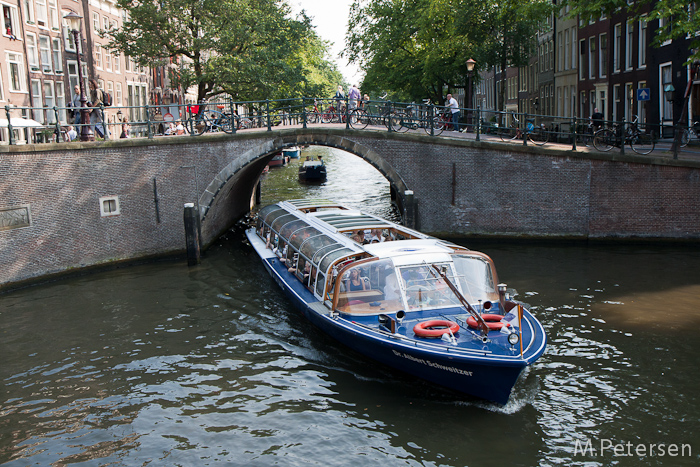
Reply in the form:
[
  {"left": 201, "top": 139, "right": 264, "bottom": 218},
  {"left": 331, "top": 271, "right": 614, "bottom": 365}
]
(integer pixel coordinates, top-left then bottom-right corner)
[{"left": 1, "top": 127, "right": 700, "bottom": 289}]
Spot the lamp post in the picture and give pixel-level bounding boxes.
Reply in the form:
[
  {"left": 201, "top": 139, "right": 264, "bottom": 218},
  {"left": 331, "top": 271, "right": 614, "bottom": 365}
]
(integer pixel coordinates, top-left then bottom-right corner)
[
  {"left": 466, "top": 58, "right": 476, "bottom": 131},
  {"left": 63, "top": 11, "right": 93, "bottom": 141}
]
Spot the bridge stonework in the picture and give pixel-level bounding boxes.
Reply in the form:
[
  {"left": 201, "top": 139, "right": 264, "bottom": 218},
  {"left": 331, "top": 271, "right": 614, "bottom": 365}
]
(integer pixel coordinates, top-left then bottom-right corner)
[{"left": 1, "top": 128, "right": 699, "bottom": 288}]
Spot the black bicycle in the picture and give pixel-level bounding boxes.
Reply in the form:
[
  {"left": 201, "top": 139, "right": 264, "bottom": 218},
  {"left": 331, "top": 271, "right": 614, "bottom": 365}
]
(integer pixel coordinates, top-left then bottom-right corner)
[
  {"left": 593, "top": 116, "right": 655, "bottom": 155},
  {"left": 499, "top": 111, "right": 549, "bottom": 146}
]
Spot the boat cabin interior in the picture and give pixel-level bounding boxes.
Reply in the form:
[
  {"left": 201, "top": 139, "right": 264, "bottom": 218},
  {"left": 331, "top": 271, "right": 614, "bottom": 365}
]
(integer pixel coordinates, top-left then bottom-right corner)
[{"left": 255, "top": 199, "right": 500, "bottom": 316}]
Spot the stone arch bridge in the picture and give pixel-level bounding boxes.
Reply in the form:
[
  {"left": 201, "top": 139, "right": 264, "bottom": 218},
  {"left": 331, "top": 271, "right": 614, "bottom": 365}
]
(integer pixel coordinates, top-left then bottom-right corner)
[{"left": 1, "top": 127, "right": 700, "bottom": 288}]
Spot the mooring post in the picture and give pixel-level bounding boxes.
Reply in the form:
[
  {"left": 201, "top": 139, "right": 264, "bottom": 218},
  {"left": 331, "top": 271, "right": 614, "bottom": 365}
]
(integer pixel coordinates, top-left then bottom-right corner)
[
  {"left": 184, "top": 203, "right": 201, "bottom": 266},
  {"left": 404, "top": 190, "right": 415, "bottom": 229}
]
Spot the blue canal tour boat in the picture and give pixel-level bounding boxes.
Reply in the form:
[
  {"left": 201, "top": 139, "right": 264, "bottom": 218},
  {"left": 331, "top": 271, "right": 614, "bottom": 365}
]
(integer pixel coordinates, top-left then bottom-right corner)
[{"left": 245, "top": 199, "right": 547, "bottom": 404}]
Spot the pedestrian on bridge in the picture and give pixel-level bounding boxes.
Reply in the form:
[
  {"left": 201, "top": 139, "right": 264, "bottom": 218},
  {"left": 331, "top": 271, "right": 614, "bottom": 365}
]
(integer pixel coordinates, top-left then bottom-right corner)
[
  {"left": 348, "top": 84, "right": 361, "bottom": 109},
  {"left": 446, "top": 93, "right": 460, "bottom": 131}
]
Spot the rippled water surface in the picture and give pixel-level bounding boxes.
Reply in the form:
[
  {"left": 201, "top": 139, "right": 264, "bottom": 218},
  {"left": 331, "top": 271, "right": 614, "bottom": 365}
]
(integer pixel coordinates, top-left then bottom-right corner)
[{"left": 1, "top": 148, "right": 699, "bottom": 466}]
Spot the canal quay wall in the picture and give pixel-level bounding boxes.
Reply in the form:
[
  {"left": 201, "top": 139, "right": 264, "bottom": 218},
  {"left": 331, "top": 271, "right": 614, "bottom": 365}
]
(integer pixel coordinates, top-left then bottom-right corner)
[{"left": 2, "top": 128, "right": 700, "bottom": 289}]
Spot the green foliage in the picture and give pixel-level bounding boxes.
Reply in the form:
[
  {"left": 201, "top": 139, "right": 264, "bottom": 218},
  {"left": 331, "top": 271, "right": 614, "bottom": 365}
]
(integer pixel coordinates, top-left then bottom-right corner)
[
  {"left": 345, "top": 0, "right": 552, "bottom": 105},
  {"left": 562, "top": 0, "right": 699, "bottom": 63},
  {"left": 105, "top": 0, "right": 341, "bottom": 101}
]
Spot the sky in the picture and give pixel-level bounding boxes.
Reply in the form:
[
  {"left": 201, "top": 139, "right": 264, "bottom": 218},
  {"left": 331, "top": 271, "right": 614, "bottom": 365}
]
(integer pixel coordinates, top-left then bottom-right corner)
[{"left": 289, "top": 0, "right": 364, "bottom": 86}]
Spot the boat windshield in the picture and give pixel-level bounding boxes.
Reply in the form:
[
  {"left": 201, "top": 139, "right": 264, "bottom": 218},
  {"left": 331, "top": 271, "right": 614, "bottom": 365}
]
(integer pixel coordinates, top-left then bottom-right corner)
[
  {"left": 398, "top": 263, "right": 463, "bottom": 311},
  {"left": 451, "top": 254, "right": 499, "bottom": 303}
]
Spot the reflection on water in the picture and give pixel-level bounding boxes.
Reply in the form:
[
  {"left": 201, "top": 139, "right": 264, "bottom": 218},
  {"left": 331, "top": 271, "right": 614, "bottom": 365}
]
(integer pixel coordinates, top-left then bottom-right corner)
[{"left": 1, "top": 146, "right": 699, "bottom": 465}]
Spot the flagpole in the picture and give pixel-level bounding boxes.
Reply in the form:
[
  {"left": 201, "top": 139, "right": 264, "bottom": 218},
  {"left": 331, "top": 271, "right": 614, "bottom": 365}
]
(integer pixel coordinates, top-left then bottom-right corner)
[{"left": 518, "top": 304, "right": 524, "bottom": 357}]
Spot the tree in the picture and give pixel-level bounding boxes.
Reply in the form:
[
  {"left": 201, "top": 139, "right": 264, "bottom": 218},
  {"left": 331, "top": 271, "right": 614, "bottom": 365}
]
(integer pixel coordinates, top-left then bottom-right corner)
[
  {"left": 105, "top": 0, "right": 338, "bottom": 102},
  {"left": 562, "top": 0, "right": 699, "bottom": 63},
  {"left": 345, "top": 0, "right": 552, "bottom": 107}
]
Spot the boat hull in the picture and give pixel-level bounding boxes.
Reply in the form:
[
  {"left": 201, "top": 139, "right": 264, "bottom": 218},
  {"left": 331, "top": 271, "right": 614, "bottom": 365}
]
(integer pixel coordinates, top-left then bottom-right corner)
[{"left": 246, "top": 227, "right": 542, "bottom": 404}]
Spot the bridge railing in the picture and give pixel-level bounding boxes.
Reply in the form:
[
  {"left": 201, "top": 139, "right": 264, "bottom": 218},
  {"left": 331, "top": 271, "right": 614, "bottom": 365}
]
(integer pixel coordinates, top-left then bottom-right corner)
[{"left": 0, "top": 99, "right": 685, "bottom": 158}]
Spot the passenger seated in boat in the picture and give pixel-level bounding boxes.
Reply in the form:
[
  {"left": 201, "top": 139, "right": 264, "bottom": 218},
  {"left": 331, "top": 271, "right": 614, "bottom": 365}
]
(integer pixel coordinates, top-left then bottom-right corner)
[
  {"left": 351, "top": 231, "right": 364, "bottom": 244},
  {"left": 383, "top": 271, "right": 401, "bottom": 300},
  {"left": 346, "top": 269, "right": 368, "bottom": 291},
  {"left": 288, "top": 262, "right": 312, "bottom": 285}
]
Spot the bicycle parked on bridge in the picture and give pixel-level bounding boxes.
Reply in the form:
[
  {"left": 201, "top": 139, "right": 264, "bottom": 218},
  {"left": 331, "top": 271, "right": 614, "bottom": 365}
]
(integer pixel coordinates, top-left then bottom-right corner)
[
  {"left": 499, "top": 111, "right": 549, "bottom": 146},
  {"left": 187, "top": 104, "right": 236, "bottom": 136},
  {"left": 680, "top": 120, "right": 700, "bottom": 148},
  {"left": 593, "top": 115, "right": 655, "bottom": 155}
]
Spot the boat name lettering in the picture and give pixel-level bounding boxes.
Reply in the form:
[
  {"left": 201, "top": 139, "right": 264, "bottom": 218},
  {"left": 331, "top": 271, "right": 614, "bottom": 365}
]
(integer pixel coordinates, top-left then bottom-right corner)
[{"left": 392, "top": 350, "right": 473, "bottom": 376}]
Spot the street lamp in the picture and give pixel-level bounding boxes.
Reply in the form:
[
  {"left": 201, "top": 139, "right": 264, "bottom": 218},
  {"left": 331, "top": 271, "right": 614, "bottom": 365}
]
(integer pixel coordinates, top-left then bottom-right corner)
[
  {"left": 664, "top": 84, "right": 675, "bottom": 102},
  {"left": 466, "top": 58, "right": 476, "bottom": 130},
  {"left": 63, "top": 11, "right": 94, "bottom": 141}
]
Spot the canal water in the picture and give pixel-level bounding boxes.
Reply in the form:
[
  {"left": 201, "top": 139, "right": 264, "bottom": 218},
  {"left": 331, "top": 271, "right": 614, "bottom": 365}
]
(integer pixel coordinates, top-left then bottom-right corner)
[{"left": 1, "top": 147, "right": 699, "bottom": 466}]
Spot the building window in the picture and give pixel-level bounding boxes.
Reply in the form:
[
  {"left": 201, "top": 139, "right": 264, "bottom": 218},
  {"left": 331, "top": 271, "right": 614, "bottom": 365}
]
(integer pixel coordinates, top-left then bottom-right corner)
[
  {"left": 31, "top": 79, "right": 43, "bottom": 122},
  {"left": 39, "top": 35, "right": 52, "bottom": 73},
  {"left": 625, "top": 82, "right": 634, "bottom": 122},
  {"left": 43, "top": 80, "right": 55, "bottom": 123},
  {"left": 100, "top": 196, "right": 121, "bottom": 217},
  {"left": 114, "top": 52, "right": 121, "bottom": 73},
  {"left": 116, "top": 82, "right": 122, "bottom": 106},
  {"left": 579, "top": 39, "right": 586, "bottom": 80},
  {"left": 564, "top": 29, "right": 570, "bottom": 70},
  {"left": 599, "top": 33, "right": 607, "bottom": 78},
  {"left": 2, "top": 3, "right": 20, "bottom": 37},
  {"left": 27, "top": 33, "right": 39, "bottom": 70},
  {"left": 613, "top": 23, "right": 622, "bottom": 72},
  {"left": 95, "top": 44, "right": 102, "bottom": 69},
  {"left": 0, "top": 64, "right": 4, "bottom": 101},
  {"left": 638, "top": 16, "right": 647, "bottom": 67},
  {"left": 55, "top": 81, "right": 66, "bottom": 122},
  {"left": 52, "top": 37, "right": 62, "bottom": 73},
  {"left": 658, "top": 17, "right": 671, "bottom": 46},
  {"left": 47, "top": 0, "right": 58, "bottom": 30},
  {"left": 625, "top": 20, "right": 634, "bottom": 70},
  {"left": 588, "top": 37, "right": 596, "bottom": 79},
  {"left": 23, "top": 0, "right": 34, "bottom": 24},
  {"left": 660, "top": 64, "right": 672, "bottom": 121},
  {"left": 557, "top": 31, "right": 563, "bottom": 72},
  {"left": 571, "top": 29, "right": 577, "bottom": 70},
  {"left": 35, "top": 0, "right": 47, "bottom": 28},
  {"left": 613, "top": 84, "right": 620, "bottom": 122},
  {"left": 6, "top": 52, "right": 27, "bottom": 92},
  {"left": 105, "top": 49, "right": 112, "bottom": 71}
]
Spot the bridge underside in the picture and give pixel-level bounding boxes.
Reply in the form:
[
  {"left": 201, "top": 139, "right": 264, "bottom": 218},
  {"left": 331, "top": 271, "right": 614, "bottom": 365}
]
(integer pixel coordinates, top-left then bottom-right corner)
[{"left": 198, "top": 132, "right": 410, "bottom": 246}]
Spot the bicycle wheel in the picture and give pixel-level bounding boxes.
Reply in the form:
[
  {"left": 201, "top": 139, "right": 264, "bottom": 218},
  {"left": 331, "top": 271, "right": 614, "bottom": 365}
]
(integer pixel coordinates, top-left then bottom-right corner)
[
  {"left": 191, "top": 116, "right": 209, "bottom": 136},
  {"left": 321, "top": 111, "right": 333, "bottom": 124},
  {"left": 680, "top": 129, "right": 690, "bottom": 148},
  {"left": 593, "top": 128, "right": 614, "bottom": 151},
  {"left": 238, "top": 117, "right": 252, "bottom": 130},
  {"left": 629, "top": 132, "right": 655, "bottom": 155},
  {"left": 528, "top": 127, "right": 549, "bottom": 146},
  {"left": 307, "top": 112, "right": 319, "bottom": 124},
  {"left": 349, "top": 109, "right": 369, "bottom": 130},
  {"left": 423, "top": 116, "right": 444, "bottom": 136},
  {"left": 220, "top": 114, "right": 235, "bottom": 134},
  {"left": 391, "top": 112, "right": 408, "bottom": 132},
  {"left": 499, "top": 126, "right": 518, "bottom": 142}
]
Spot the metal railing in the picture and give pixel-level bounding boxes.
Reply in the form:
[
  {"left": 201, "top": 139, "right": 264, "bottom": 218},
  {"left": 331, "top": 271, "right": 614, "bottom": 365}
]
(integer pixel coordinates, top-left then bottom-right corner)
[{"left": 0, "top": 98, "right": 691, "bottom": 158}]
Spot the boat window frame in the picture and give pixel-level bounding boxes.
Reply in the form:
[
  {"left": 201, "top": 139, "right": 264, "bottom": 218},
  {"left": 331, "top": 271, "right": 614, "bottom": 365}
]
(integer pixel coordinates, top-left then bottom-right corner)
[{"left": 331, "top": 256, "right": 381, "bottom": 310}]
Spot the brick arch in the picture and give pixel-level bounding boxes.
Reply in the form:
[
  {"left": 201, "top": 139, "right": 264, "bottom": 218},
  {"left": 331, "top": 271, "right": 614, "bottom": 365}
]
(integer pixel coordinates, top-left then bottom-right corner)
[{"left": 198, "top": 132, "right": 411, "bottom": 245}]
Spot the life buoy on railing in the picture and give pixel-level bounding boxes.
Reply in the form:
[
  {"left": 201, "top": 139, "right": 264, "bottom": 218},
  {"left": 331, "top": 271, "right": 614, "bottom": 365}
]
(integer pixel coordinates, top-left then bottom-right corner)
[
  {"left": 466, "top": 314, "right": 510, "bottom": 331},
  {"left": 413, "top": 319, "right": 460, "bottom": 338}
]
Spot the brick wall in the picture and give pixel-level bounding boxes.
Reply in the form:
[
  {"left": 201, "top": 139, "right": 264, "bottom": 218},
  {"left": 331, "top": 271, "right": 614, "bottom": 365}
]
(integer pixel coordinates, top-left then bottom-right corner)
[{"left": 2, "top": 129, "right": 699, "bottom": 288}]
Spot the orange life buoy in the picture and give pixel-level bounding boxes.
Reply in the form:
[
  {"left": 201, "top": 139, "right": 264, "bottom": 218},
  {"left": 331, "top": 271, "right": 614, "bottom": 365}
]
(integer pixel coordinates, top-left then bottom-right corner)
[
  {"left": 413, "top": 319, "right": 460, "bottom": 338},
  {"left": 466, "top": 314, "right": 510, "bottom": 330}
]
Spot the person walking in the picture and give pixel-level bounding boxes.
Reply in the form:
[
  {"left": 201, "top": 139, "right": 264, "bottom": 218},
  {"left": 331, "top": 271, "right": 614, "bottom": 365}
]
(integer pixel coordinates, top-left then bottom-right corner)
[
  {"left": 88, "top": 79, "right": 106, "bottom": 138},
  {"left": 348, "top": 84, "right": 361, "bottom": 110},
  {"left": 334, "top": 85, "right": 345, "bottom": 120},
  {"left": 446, "top": 93, "right": 460, "bottom": 131},
  {"left": 70, "top": 85, "right": 82, "bottom": 126}
]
